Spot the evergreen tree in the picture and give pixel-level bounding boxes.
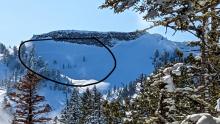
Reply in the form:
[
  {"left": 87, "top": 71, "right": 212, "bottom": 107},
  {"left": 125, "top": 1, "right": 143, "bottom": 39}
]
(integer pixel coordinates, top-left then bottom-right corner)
[
  {"left": 28, "top": 45, "right": 37, "bottom": 70},
  {"left": 80, "top": 88, "right": 93, "bottom": 123},
  {"left": 185, "top": 53, "right": 196, "bottom": 64},
  {"left": 53, "top": 116, "right": 59, "bottom": 124},
  {"left": 60, "top": 88, "right": 81, "bottom": 124},
  {"left": 152, "top": 49, "right": 160, "bottom": 70},
  {"left": 12, "top": 46, "right": 18, "bottom": 57},
  {"left": 0, "top": 43, "right": 6, "bottom": 54},
  {"left": 84, "top": 86, "right": 106, "bottom": 124},
  {"left": 10, "top": 72, "right": 52, "bottom": 124},
  {"left": 174, "top": 48, "right": 183, "bottom": 62},
  {"left": 101, "top": 0, "right": 220, "bottom": 122},
  {"left": 160, "top": 50, "right": 170, "bottom": 66},
  {"left": 103, "top": 99, "right": 125, "bottom": 124},
  {"left": 83, "top": 56, "right": 86, "bottom": 62},
  {"left": 2, "top": 48, "right": 10, "bottom": 65}
]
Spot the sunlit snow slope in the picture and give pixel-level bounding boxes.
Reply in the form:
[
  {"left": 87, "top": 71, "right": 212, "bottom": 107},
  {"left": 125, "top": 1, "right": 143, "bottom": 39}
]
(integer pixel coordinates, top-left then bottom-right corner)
[{"left": 29, "top": 31, "right": 187, "bottom": 89}]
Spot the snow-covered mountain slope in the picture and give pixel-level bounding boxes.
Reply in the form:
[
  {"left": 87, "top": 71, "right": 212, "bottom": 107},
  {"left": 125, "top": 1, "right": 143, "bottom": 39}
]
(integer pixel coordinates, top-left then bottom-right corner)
[
  {"left": 26, "top": 30, "right": 195, "bottom": 90},
  {"left": 0, "top": 30, "right": 199, "bottom": 121}
]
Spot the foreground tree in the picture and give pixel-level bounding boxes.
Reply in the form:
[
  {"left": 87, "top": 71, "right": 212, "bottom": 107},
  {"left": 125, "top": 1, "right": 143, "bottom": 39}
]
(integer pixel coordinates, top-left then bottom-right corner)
[
  {"left": 80, "top": 88, "right": 93, "bottom": 123},
  {"left": 59, "top": 88, "right": 82, "bottom": 124},
  {"left": 101, "top": 0, "right": 220, "bottom": 123},
  {"left": 10, "top": 72, "right": 52, "bottom": 124},
  {"left": 84, "top": 86, "right": 106, "bottom": 124},
  {"left": 103, "top": 99, "right": 125, "bottom": 124},
  {"left": 101, "top": 0, "right": 220, "bottom": 73}
]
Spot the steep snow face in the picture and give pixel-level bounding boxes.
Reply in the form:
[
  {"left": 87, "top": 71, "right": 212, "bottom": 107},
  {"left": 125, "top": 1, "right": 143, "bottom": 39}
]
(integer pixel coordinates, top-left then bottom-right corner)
[{"left": 29, "top": 31, "right": 183, "bottom": 89}]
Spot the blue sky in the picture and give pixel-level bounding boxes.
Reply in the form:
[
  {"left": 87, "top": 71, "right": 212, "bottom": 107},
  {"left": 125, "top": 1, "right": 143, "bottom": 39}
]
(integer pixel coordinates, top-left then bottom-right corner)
[{"left": 0, "top": 0, "right": 196, "bottom": 46}]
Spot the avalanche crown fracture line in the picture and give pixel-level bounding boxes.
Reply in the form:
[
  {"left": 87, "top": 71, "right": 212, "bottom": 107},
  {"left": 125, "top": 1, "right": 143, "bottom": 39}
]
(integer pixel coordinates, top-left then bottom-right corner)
[{"left": 18, "top": 37, "right": 117, "bottom": 87}]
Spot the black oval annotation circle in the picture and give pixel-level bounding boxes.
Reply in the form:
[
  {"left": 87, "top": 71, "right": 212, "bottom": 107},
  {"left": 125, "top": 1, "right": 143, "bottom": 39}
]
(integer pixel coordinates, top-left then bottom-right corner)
[{"left": 18, "top": 37, "right": 117, "bottom": 87}]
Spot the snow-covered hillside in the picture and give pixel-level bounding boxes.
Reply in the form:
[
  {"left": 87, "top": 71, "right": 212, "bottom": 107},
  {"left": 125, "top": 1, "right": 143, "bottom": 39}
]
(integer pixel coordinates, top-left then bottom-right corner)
[
  {"left": 26, "top": 30, "right": 195, "bottom": 90},
  {"left": 0, "top": 30, "right": 198, "bottom": 121}
]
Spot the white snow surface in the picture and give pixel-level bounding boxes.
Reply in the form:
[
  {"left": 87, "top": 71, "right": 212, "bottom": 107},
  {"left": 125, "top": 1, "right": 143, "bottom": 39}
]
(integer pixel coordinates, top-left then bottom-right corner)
[
  {"left": 0, "top": 89, "right": 11, "bottom": 124},
  {"left": 181, "top": 113, "right": 220, "bottom": 124},
  {"left": 31, "top": 33, "right": 180, "bottom": 90},
  {"left": 162, "top": 63, "right": 183, "bottom": 92},
  {"left": 216, "top": 98, "right": 220, "bottom": 112},
  {"left": 163, "top": 75, "right": 175, "bottom": 92}
]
